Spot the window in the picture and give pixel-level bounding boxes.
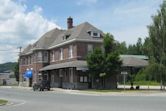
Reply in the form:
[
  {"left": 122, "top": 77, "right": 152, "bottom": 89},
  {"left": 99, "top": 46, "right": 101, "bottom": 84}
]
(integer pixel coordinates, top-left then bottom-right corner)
[
  {"left": 93, "top": 32, "right": 98, "bottom": 36},
  {"left": 69, "top": 45, "right": 73, "bottom": 58},
  {"left": 80, "top": 76, "right": 88, "bottom": 83},
  {"left": 43, "top": 51, "right": 48, "bottom": 62},
  {"left": 88, "top": 31, "right": 100, "bottom": 38},
  {"left": 63, "top": 34, "right": 71, "bottom": 40},
  {"left": 60, "top": 48, "right": 63, "bottom": 60},
  {"left": 31, "top": 55, "right": 33, "bottom": 63},
  {"left": 93, "top": 32, "right": 100, "bottom": 37},
  {"left": 87, "top": 44, "right": 93, "bottom": 53},
  {"left": 25, "top": 58, "right": 28, "bottom": 65},
  {"left": 80, "top": 76, "right": 84, "bottom": 82},
  {"left": 29, "top": 56, "right": 31, "bottom": 64},
  {"left": 51, "top": 51, "right": 55, "bottom": 62},
  {"left": 84, "top": 76, "right": 88, "bottom": 82},
  {"left": 37, "top": 52, "right": 42, "bottom": 61}
]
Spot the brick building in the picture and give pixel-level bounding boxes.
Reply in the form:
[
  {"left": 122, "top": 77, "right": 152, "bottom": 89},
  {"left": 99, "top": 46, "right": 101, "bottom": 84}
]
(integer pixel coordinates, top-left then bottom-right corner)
[{"left": 19, "top": 17, "right": 105, "bottom": 89}]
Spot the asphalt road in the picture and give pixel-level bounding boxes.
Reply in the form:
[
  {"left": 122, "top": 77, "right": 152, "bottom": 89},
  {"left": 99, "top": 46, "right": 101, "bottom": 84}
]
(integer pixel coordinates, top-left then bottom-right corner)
[{"left": 0, "top": 87, "right": 166, "bottom": 111}]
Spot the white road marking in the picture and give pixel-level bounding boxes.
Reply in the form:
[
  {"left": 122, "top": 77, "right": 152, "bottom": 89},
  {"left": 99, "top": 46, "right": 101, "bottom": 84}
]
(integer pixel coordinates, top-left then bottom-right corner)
[{"left": 11, "top": 100, "right": 26, "bottom": 107}]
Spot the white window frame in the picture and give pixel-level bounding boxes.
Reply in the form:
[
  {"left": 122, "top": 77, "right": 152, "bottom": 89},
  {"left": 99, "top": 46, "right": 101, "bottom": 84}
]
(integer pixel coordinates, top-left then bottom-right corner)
[
  {"left": 80, "top": 76, "right": 88, "bottom": 83},
  {"left": 80, "top": 76, "right": 84, "bottom": 82},
  {"left": 37, "top": 52, "right": 42, "bottom": 62},
  {"left": 90, "top": 31, "right": 100, "bottom": 38},
  {"left": 84, "top": 76, "right": 88, "bottom": 82},
  {"left": 69, "top": 45, "right": 73, "bottom": 58},
  {"left": 60, "top": 48, "right": 63, "bottom": 60}
]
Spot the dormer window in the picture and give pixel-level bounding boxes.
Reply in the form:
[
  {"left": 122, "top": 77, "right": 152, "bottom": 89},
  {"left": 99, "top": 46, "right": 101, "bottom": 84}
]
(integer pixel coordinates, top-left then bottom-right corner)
[
  {"left": 93, "top": 32, "right": 98, "bottom": 36},
  {"left": 88, "top": 31, "right": 100, "bottom": 38},
  {"left": 63, "top": 34, "right": 71, "bottom": 40}
]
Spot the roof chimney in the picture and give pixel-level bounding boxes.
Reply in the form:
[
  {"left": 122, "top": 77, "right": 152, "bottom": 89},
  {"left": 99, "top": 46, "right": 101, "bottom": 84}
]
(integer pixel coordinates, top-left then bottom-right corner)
[{"left": 67, "top": 17, "right": 73, "bottom": 29}]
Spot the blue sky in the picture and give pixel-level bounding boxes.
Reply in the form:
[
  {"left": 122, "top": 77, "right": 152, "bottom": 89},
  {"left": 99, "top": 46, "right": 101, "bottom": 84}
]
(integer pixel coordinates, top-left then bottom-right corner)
[
  {"left": 0, "top": 0, "right": 163, "bottom": 63},
  {"left": 22, "top": 0, "right": 163, "bottom": 43}
]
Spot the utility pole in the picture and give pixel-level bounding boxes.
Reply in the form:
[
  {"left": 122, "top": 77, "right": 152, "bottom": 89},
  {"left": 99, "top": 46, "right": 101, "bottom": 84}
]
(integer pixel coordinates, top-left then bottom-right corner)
[{"left": 18, "top": 46, "right": 22, "bottom": 55}]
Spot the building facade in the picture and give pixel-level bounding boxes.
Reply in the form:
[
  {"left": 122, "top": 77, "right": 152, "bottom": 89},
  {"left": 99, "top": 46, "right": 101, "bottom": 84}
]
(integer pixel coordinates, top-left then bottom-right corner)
[{"left": 19, "top": 17, "right": 105, "bottom": 89}]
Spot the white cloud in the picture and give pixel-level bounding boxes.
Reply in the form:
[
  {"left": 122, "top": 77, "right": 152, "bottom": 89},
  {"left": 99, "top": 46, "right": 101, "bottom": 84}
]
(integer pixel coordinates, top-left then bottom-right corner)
[{"left": 0, "top": 0, "right": 60, "bottom": 63}]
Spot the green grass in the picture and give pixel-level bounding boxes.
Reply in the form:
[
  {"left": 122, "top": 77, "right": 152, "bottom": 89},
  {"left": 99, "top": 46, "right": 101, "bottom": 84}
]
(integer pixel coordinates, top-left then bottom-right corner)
[
  {"left": 121, "top": 81, "right": 160, "bottom": 86},
  {"left": 133, "top": 81, "right": 160, "bottom": 86},
  {"left": 0, "top": 99, "right": 8, "bottom": 105}
]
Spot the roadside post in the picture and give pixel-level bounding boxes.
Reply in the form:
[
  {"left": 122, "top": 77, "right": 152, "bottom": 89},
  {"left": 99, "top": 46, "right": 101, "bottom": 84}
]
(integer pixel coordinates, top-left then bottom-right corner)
[{"left": 121, "top": 71, "right": 128, "bottom": 90}]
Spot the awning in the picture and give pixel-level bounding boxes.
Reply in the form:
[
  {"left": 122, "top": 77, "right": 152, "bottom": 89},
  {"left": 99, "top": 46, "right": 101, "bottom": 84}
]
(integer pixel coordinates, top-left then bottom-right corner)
[{"left": 40, "top": 60, "right": 87, "bottom": 71}]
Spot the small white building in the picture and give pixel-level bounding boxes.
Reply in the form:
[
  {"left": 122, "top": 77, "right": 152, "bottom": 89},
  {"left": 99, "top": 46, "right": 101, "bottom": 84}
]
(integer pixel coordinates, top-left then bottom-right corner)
[{"left": 0, "top": 71, "right": 18, "bottom": 85}]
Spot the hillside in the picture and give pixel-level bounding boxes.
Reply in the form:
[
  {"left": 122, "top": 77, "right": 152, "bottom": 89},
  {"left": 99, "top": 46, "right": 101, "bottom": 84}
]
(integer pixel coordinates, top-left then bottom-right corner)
[{"left": 0, "top": 62, "right": 17, "bottom": 73}]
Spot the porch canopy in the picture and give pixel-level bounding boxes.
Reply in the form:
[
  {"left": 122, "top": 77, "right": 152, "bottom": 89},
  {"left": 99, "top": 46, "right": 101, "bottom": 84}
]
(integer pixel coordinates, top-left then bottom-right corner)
[{"left": 39, "top": 60, "right": 88, "bottom": 71}]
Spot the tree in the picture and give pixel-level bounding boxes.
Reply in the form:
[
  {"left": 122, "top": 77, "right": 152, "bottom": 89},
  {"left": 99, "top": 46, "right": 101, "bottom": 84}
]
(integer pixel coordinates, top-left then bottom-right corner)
[
  {"left": 103, "top": 33, "right": 116, "bottom": 55},
  {"left": 14, "top": 62, "right": 19, "bottom": 82},
  {"left": 87, "top": 48, "right": 105, "bottom": 78},
  {"left": 148, "top": 1, "right": 166, "bottom": 64},
  {"left": 142, "top": 37, "right": 152, "bottom": 57},
  {"left": 136, "top": 38, "right": 143, "bottom": 55},
  {"left": 148, "top": 1, "right": 166, "bottom": 89},
  {"left": 87, "top": 33, "right": 122, "bottom": 89},
  {"left": 116, "top": 41, "right": 128, "bottom": 54},
  {"left": 126, "top": 38, "right": 143, "bottom": 55}
]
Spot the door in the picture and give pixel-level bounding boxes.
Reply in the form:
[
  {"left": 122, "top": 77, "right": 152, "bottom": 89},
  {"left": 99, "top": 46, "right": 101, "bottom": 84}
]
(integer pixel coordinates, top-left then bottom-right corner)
[{"left": 59, "top": 69, "right": 63, "bottom": 88}]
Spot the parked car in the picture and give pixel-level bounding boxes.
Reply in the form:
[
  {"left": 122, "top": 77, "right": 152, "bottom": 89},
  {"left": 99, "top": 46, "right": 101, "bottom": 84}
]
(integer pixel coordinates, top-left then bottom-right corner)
[{"left": 33, "top": 80, "right": 50, "bottom": 91}]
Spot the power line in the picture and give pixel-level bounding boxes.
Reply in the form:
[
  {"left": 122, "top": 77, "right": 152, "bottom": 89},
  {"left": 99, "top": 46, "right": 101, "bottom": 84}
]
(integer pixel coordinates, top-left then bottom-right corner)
[{"left": 0, "top": 50, "right": 13, "bottom": 51}]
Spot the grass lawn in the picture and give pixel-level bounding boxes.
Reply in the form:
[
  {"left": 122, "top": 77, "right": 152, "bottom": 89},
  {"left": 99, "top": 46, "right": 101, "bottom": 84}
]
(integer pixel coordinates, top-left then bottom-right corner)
[{"left": 0, "top": 99, "right": 8, "bottom": 105}]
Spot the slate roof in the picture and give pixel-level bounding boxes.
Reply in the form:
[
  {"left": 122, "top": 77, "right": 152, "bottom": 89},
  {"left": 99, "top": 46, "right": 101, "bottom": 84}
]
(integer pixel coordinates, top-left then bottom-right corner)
[
  {"left": 33, "top": 28, "right": 65, "bottom": 50},
  {"left": 120, "top": 55, "right": 148, "bottom": 60},
  {"left": 120, "top": 55, "right": 149, "bottom": 67},
  {"left": 21, "top": 22, "right": 103, "bottom": 55},
  {"left": 21, "top": 44, "right": 33, "bottom": 55}
]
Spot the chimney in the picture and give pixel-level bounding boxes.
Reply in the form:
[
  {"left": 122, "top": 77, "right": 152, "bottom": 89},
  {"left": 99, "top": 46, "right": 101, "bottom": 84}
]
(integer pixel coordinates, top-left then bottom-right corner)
[{"left": 67, "top": 16, "right": 73, "bottom": 29}]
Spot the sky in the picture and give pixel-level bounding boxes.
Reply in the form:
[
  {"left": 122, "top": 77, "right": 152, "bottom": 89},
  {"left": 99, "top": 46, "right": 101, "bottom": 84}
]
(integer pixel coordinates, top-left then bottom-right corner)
[{"left": 0, "top": 0, "right": 163, "bottom": 64}]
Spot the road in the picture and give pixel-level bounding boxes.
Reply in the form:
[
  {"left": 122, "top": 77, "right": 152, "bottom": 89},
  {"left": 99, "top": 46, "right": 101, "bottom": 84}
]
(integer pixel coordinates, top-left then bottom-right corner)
[{"left": 0, "top": 87, "right": 166, "bottom": 111}]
